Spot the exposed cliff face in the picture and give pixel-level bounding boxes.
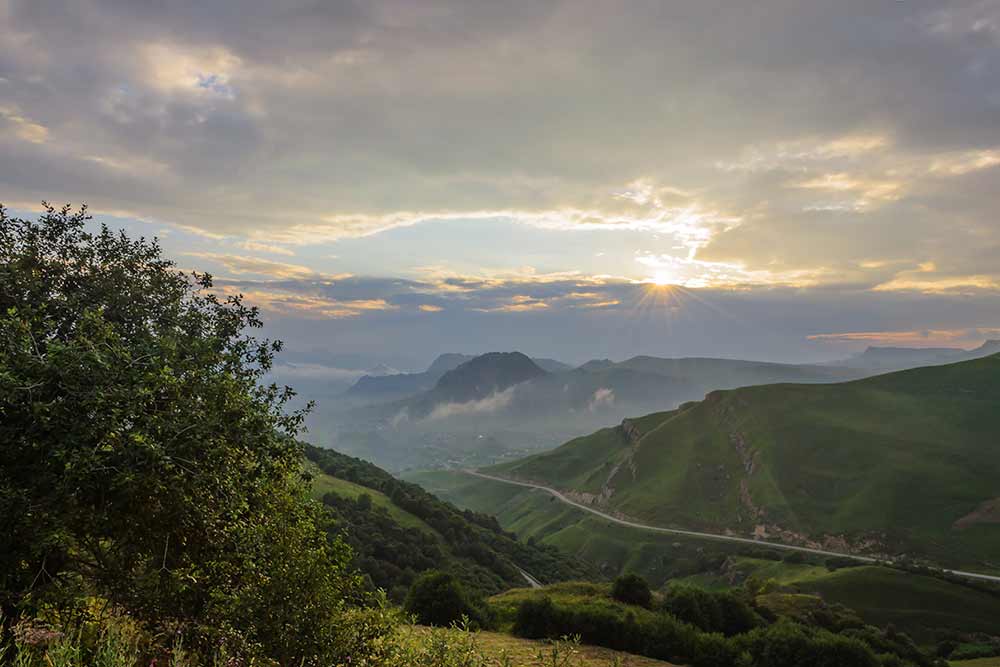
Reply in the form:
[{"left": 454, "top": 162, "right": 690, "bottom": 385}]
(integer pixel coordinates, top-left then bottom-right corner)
[{"left": 619, "top": 418, "right": 643, "bottom": 444}]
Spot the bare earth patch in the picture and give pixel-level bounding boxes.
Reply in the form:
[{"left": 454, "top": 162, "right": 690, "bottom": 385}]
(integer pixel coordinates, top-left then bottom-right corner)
[{"left": 954, "top": 498, "right": 1000, "bottom": 529}]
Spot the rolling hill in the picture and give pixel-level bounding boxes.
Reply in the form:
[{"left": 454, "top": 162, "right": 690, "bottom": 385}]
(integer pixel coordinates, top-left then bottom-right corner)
[
  {"left": 488, "top": 354, "right": 1000, "bottom": 571},
  {"left": 304, "top": 444, "right": 594, "bottom": 601},
  {"left": 409, "top": 468, "right": 1000, "bottom": 641},
  {"left": 331, "top": 351, "right": 876, "bottom": 471}
]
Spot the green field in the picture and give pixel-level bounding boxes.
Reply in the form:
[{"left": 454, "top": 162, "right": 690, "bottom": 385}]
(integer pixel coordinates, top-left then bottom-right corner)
[
  {"left": 952, "top": 659, "right": 1000, "bottom": 667},
  {"left": 488, "top": 354, "right": 1000, "bottom": 571},
  {"left": 404, "top": 625, "right": 678, "bottom": 666},
  {"left": 412, "top": 469, "right": 1000, "bottom": 642},
  {"left": 310, "top": 466, "right": 435, "bottom": 534}
]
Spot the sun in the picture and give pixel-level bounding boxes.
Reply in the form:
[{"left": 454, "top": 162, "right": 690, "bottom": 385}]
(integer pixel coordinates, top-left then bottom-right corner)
[{"left": 649, "top": 270, "right": 674, "bottom": 287}]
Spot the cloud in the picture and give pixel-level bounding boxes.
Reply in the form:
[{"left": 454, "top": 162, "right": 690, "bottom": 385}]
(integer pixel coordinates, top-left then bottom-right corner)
[
  {"left": 0, "top": 106, "right": 49, "bottom": 143},
  {"left": 0, "top": 0, "right": 996, "bottom": 295},
  {"left": 807, "top": 328, "right": 1000, "bottom": 347},
  {"left": 473, "top": 295, "right": 550, "bottom": 313},
  {"left": 587, "top": 387, "right": 615, "bottom": 412},
  {"left": 237, "top": 240, "right": 295, "bottom": 256},
  {"left": 186, "top": 252, "right": 346, "bottom": 280},
  {"left": 425, "top": 386, "right": 517, "bottom": 421},
  {"left": 213, "top": 281, "right": 396, "bottom": 319}
]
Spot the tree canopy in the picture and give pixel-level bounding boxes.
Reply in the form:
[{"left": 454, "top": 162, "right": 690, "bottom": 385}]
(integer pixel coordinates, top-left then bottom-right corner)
[{"left": 0, "top": 204, "right": 382, "bottom": 664}]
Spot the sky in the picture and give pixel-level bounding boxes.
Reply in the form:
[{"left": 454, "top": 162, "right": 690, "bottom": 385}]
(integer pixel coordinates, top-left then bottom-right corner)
[{"left": 2, "top": 0, "right": 1000, "bottom": 373}]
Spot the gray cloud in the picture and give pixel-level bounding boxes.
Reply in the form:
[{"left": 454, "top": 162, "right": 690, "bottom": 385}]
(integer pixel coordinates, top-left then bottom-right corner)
[
  {"left": 1, "top": 1, "right": 998, "bottom": 275},
  {"left": 3, "top": 0, "right": 1000, "bottom": 365}
]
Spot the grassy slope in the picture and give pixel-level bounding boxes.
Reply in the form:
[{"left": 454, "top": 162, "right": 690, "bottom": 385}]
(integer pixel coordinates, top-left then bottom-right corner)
[
  {"left": 952, "top": 659, "right": 1000, "bottom": 667},
  {"left": 796, "top": 566, "right": 1000, "bottom": 638},
  {"left": 405, "top": 625, "right": 677, "bottom": 666},
  {"left": 310, "top": 468, "right": 435, "bottom": 534},
  {"left": 490, "top": 354, "right": 1000, "bottom": 570},
  {"left": 413, "top": 470, "right": 1000, "bottom": 642}
]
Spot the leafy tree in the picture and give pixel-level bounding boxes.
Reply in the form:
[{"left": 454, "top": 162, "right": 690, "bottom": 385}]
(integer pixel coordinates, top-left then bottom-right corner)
[
  {"left": 404, "top": 571, "right": 483, "bottom": 628},
  {"left": 611, "top": 573, "right": 652, "bottom": 608},
  {"left": 0, "top": 204, "right": 384, "bottom": 663},
  {"left": 513, "top": 596, "right": 558, "bottom": 639}
]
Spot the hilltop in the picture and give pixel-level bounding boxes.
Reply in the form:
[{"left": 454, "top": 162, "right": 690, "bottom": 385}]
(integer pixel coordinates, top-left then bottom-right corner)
[
  {"left": 488, "top": 354, "right": 1000, "bottom": 571},
  {"left": 346, "top": 352, "right": 570, "bottom": 403}
]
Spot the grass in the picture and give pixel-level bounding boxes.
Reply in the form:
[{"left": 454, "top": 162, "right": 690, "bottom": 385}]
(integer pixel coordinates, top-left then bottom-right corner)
[
  {"left": 419, "top": 469, "right": 1000, "bottom": 643},
  {"left": 794, "top": 566, "right": 1000, "bottom": 641},
  {"left": 951, "top": 659, "right": 1000, "bottom": 667},
  {"left": 405, "top": 626, "right": 678, "bottom": 666},
  {"left": 309, "top": 467, "right": 435, "bottom": 534},
  {"left": 484, "top": 354, "right": 1000, "bottom": 572}
]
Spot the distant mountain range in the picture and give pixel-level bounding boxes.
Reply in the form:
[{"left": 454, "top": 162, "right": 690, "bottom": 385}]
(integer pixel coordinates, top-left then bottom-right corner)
[
  {"left": 346, "top": 352, "right": 569, "bottom": 402},
  {"left": 836, "top": 339, "right": 1000, "bottom": 372},
  {"left": 329, "top": 350, "right": 875, "bottom": 470},
  {"left": 490, "top": 352, "right": 1000, "bottom": 571}
]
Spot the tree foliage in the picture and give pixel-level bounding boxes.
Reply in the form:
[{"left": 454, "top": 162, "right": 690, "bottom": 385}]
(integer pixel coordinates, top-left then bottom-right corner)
[
  {"left": 403, "top": 571, "right": 485, "bottom": 628},
  {"left": 0, "top": 204, "right": 381, "bottom": 664},
  {"left": 611, "top": 573, "right": 652, "bottom": 608}
]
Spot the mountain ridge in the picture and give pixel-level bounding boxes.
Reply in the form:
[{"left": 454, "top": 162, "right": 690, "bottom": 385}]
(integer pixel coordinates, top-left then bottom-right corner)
[{"left": 490, "top": 353, "right": 1000, "bottom": 571}]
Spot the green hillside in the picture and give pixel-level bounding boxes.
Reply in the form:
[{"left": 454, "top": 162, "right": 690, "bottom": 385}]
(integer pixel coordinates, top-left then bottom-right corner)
[
  {"left": 411, "top": 470, "right": 1000, "bottom": 642},
  {"left": 490, "top": 354, "right": 1000, "bottom": 570},
  {"left": 304, "top": 445, "right": 594, "bottom": 601}
]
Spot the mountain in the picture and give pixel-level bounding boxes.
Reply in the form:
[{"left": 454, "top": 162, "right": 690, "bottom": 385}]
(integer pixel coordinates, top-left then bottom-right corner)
[
  {"left": 304, "top": 443, "right": 593, "bottom": 601},
  {"left": 532, "top": 357, "right": 573, "bottom": 373},
  {"left": 332, "top": 353, "right": 875, "bottom": 471},
  {"left": 345, "top": 353, "right": 569, "bottom": 403},
  {"left": 345, "top": 353, "right": 475, "bottom": 401},
  {"left": 837, "top": 339, "right": 1000, "bottom": 372},
  {"left": 490, "top": 354, "right": 1000, "bottom": 571},
  {"left": 607, "top": 355, "right": 859, "bottom": 386},
  {"left": 426, "top": 352, "right": 548, "bottom": 404}
]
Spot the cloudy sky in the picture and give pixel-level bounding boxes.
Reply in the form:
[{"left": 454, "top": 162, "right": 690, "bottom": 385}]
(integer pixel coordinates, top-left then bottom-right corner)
[{"left": 3, "top": 0, "right": 1000, "bottom": 371}]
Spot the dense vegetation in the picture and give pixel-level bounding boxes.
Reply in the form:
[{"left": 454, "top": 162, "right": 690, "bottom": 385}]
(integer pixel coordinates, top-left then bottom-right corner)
[
  {"left": 496, "top": 580, "right": 946, "bottom": 667},
  {"left": 0, "top": 206, "right": 396, "bottom": 665},
  {"left": 306, "top": 444, "right": 595, "bottom": 600}
]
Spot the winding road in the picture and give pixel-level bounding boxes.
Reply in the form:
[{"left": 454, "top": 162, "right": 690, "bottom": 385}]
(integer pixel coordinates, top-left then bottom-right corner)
[{"left": 463, "top": 469, "right": 1000, "bottom": 584}]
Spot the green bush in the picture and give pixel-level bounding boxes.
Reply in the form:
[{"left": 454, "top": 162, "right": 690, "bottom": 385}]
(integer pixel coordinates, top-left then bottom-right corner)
[
  {"left": 404, "top": 571, "right": 486, "bottom": 628},
  {"left": 611, "top": 573, "right": 653, "bottom": 608},
  {"left": 513, "top": 595, "right": 558, "bottom": 639},
  {"left": 660, "top": 585, "right": 760, "bottom": 637},
  {"left": 732, "top": 621, "right": 880, "bottom": 667},
  {"left": 0, "top": 204, "right": 390, "bottom": 665}
]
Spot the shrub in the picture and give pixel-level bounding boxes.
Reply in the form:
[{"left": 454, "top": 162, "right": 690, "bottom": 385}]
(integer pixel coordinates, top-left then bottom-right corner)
[
  {"left": 0, "top": 204, "right": 388, "bottom": 664},
  {"left": 513, "top": 596, "right": 558, "bottom": 639},
  {"left": 662, "top": 585, "right": 723, "bottom": 633},
  {"left": 404, "top": 571, "right": 484, "bottom": 628},
  {"left": 611, "top": 573, "right": 653, "bottom": 608},
  {"left": 732, "top": 621, "right": 881, "bottom": 667}
]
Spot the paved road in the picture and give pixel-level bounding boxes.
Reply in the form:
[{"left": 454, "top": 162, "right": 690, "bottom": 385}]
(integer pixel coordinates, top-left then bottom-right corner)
[
  {"left": 516, "top": 566, "right": 543, "bottom": 589},
  {"left": 464, "top": 469, "right": 1000, "bottom": 584}
]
